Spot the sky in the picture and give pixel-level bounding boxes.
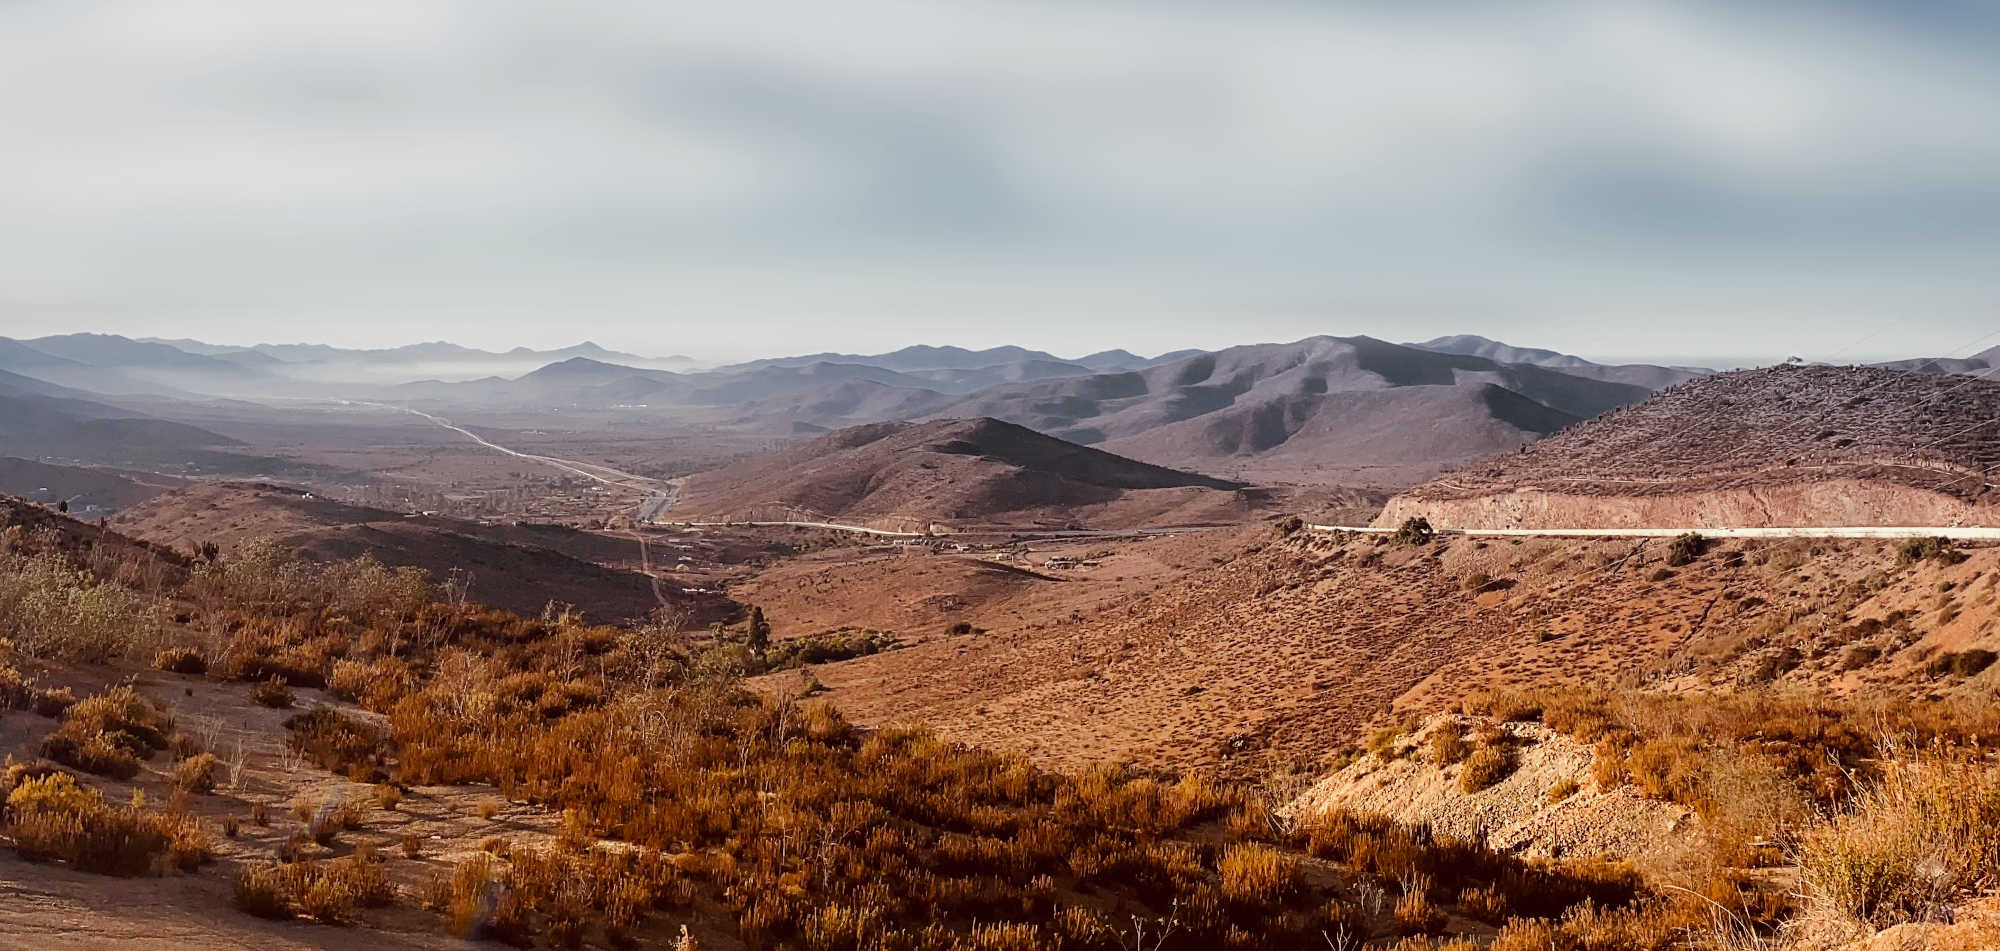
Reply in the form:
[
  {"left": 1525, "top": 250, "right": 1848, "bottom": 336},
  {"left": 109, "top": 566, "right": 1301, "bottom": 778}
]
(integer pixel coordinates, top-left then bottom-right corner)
[{"left": 3, "top": 1, "right": 1999, "bottom": 365}]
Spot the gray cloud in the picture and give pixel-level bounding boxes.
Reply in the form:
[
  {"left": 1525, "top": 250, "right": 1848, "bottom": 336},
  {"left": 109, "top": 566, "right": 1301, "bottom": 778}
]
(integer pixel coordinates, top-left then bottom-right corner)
[{"left": 2, "top": 1, "right": 1997, "bottom": 363}]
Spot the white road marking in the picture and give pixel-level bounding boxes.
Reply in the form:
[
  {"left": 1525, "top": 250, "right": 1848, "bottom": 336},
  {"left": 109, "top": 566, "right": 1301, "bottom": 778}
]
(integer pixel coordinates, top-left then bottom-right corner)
[{"left": 1308, "top": 524, "right": 2000, "bottom": 539}]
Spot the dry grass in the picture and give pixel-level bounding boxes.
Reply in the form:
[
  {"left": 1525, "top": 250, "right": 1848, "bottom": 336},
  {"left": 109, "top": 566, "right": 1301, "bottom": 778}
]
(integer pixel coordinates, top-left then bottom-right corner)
[
  {"left": 234, "top": 855, "right": 394, "bottom": 922},
  {"left": 1458, "top": 743, "right": 1514, "bottom": 793},
  {"left": 1217, "top": 843, "right": 1299, "bottom": 906},
  {"left": 20, "top": 530, "right": 2000, "bottom": 947},
  {"left": 39, "top": 686, "right": 174, "bottom": 780},
  {"left": 171, "top": 753, "right": 218, "bottom": 794},
  {"left": 1798, "top": 749, "right": 2000, "bottom": 929},
  {"left": 3, "top": 772, "right": 204, "bottom": 876}
]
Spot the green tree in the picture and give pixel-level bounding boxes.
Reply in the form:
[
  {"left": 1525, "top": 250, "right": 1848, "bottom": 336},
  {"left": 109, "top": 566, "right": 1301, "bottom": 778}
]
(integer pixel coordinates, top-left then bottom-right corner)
[{"left": 746, "top": 607, "right": 771, "bottom": 655}]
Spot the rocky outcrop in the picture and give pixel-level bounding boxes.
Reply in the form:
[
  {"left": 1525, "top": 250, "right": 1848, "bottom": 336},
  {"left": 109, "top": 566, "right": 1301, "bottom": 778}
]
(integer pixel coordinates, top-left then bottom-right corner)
[
  {"left": 1285, "top": 716, "right": 1693, "bottom": 862},
  {"left": 1375, "top": 478, "right": 2000, "bottom": 531}
]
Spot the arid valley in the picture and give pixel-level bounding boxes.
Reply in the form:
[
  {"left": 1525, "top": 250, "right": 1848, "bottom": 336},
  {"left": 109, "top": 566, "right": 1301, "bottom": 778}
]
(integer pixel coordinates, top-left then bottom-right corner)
[{"left": 2, "top": 331, "right": 2000, "bottom": 950}]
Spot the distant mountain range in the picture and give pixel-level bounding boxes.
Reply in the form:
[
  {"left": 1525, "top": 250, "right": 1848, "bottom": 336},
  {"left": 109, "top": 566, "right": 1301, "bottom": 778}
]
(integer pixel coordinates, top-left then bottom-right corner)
[
  {"left": 711, "top": 344, "right": 1194, "bottom": 376},
  {"left": 0, "top": 331, "right": 1723, "bottom": 486}
]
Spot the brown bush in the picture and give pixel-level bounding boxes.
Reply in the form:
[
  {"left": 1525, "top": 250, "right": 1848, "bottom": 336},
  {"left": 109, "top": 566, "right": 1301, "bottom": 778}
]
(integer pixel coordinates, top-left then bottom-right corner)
[
  {"left": 40, "top": 686, "right": 173, "bottom": 780},
  {"left": 1427, "top": 727, "right": 1470, "bottom": 765},
  {"left": 4, "top": 773, "right": 176, "bottom": 876},
  {"left": 1925, "top": 649, "right": 1998, "bottom": 679},
  {"left": 235, "top": 856, "right": 394, "bottom": 922},
  {"left": 1799, "top": 751, "right": 2000, "bottom": 928},
  {"left": 283, "top": 708, "right": 387, "bottom": 778},
  {"left": 1459, "top": 744, "right": 1514, "bottom": 793},
  {"left": 152, "top": 647, "right": 207, "bottom": 675},
  {"left": 171, "top": 753, "right": 218, "bottom": 794},
  {"left": 251, "top": 676, "right": 294, "bottom": 709}
]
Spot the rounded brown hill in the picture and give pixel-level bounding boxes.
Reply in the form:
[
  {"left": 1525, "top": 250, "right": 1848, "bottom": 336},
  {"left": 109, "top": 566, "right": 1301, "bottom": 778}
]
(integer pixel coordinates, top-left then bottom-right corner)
[
  {"left": 672, "top": 417, "right": 1273, "bottom": 531},
  {"left": 1378, "top": 364, "right": 2000, "bottom": 529}
]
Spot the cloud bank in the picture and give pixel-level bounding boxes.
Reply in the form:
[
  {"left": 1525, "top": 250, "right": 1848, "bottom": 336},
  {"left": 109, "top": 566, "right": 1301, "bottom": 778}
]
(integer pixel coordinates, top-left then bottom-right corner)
[{"left": 3, "top": 1, "right": 1997, "bottom": 362}]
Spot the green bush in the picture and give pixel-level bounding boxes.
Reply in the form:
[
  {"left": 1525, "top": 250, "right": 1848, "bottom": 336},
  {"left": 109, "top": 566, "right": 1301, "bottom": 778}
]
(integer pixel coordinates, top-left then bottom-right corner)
[
  {"left": 1665, "top": 533, "right": 1707, "bottom": 567},
  {"left": 1391, "top": 517, "right": 1435, "bottom": 546},
  {"left": 1897, "top": 537, "right": 1967, "bottom": 567}
]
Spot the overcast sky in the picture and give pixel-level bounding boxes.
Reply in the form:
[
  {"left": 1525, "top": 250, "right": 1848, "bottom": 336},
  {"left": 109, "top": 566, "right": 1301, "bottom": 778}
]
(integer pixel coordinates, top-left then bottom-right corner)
[{"left": 3, "top": 1, "right": 1999, "bottom": 364}]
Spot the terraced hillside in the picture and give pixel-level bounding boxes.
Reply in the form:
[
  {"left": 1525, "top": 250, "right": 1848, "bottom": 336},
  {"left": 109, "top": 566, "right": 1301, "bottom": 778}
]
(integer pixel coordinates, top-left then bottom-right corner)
[{"left": 1380, "top": 364, "right": 2000, "bottom": 529}]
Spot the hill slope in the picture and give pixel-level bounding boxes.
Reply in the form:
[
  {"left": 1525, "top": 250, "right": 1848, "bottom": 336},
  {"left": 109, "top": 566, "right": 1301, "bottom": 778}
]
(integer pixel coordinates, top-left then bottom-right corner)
[
  {"left": 931, "top": 336, "right": 1659, "bottom": 484},
  {"left": 1380, "top": 364, "right": 2000, "bottom": 529},
  {"left": 672, "top": 417, "right": 1265, "bottom": 530},
  {"left": 111, "top": 482, "right": 732, "bottom": 622}
]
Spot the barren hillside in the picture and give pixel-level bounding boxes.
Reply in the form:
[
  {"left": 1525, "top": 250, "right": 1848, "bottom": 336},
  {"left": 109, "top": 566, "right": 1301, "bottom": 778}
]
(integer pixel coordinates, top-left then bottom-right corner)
[
  {"left": 932, "top": 336, "right": 1659, "bottom": 483},
  {"left": 673, "top": 417, "right": 1270, "bottom": 530},
  {"left": 796, "top": 528, "right": 2000, "bottom": 776},
  {"left": 1381, "top": 364, "right": 2000, "bottom": 529},
  {"left": 111, "top": 482, "right": 731, "bottom": 623}
]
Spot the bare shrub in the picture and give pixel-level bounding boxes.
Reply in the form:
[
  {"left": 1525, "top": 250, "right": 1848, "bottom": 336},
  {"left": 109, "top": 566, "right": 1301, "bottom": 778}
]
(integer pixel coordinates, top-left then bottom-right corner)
[{"left": 0, "top": 550, "right": 164, "bottom": 660}]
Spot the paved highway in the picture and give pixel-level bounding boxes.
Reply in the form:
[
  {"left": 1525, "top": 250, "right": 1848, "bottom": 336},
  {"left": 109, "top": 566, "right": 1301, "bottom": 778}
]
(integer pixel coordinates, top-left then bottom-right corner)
[{"left": 1309, "top": 524, "right": 2000, "bottom": 540}]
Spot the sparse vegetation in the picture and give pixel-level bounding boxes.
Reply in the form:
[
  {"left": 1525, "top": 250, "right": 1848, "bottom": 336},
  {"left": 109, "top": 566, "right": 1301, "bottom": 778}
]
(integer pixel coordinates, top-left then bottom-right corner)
[
  {"left": 1665, "top": 532, "right": 1707, "bottom": 567},
  {"left": 1897, "top": 535, "right": 1967, "bottom": 567},
  {"left": 10, "top": 490, "right": 2000, "bottom": 948},
  {"left": 1391, "top": 517, "right": 1435, "bottom": 546},
  {"left": 3, "top": 772, "right": 203, "bottom": 876},
  {"left": 40, "top": 686, "right": 173, "bottom": 780},
  {"left": 235, "top": 856, "right": 393, "bottom": 922},
  {"left": 1798, "top": 749, "right": 2000, "bottom": 929}
]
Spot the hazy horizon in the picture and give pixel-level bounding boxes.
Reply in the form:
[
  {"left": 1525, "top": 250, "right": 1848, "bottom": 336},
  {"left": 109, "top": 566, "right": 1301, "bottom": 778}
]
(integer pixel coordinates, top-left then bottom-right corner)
[{"left": 10, "top": 325, "right": 1912, "bottom": 372}]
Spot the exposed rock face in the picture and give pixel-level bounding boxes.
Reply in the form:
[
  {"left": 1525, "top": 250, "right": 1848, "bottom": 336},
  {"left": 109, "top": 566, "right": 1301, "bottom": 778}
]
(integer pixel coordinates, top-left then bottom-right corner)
[
  {"left": 1285, "top": 716, "right": 1692, "bottom": 862},
  {"left": 1376, "top": 479, "right": 2000, "bottom": 530},
  {"left": 1377, "top": 365, "right": 2000, "bottom": 530}
]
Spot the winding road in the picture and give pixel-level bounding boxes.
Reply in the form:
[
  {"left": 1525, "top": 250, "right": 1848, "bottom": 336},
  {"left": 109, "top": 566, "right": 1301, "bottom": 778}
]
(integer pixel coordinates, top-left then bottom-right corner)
[{"left": 354, "top": 403, "right": 1982, "bottom": 544}]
